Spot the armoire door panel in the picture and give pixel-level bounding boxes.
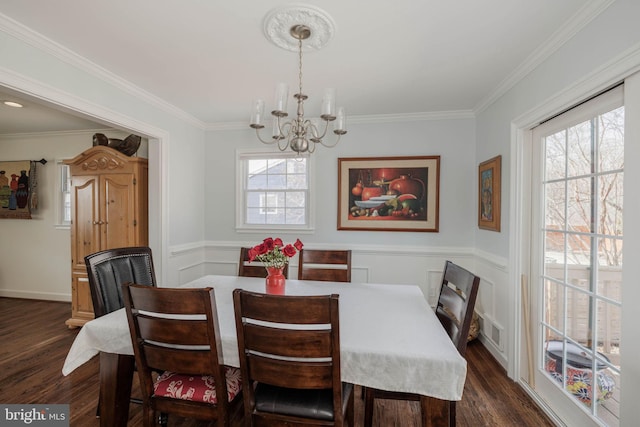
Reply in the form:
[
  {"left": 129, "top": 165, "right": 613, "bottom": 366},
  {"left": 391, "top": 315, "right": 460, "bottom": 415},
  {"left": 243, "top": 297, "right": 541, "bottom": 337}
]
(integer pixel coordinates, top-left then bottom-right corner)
[
  {"left": 71, "top": 175, "right": 100, "bottom": 271},
  {"left": 101, "top": 174, "right": 136, "bottom": 249}
]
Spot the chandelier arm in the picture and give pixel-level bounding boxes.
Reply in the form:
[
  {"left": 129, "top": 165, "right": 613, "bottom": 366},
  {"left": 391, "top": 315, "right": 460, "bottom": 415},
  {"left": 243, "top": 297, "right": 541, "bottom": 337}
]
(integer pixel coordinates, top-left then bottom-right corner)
[
  {"left": 274, "top": 114, "right": 286, "bottom": 139},
  {"left": 255, "top": 128, "right": 280, "bottom": 145},
  {"left": 277, "top": 138, "right": 289, "bottom": 151},
  {"left": 317, "top": 133, "right": 342, "bottom": 148},
  {"left": 316, "top": 119, "right": 331, "bottom": 140}
]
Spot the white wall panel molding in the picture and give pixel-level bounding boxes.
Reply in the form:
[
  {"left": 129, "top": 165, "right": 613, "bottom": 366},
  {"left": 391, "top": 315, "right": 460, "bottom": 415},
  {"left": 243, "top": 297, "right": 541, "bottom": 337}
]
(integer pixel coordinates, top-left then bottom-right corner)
[
  {"left": 203, "top": 240, "right": 474, "bottom": 258},
  {"left": 169, "top": 241, "right": 206, "bottom": 256},
  {"left": 473, "top": 248, "right": 508, "bottom": 271}
]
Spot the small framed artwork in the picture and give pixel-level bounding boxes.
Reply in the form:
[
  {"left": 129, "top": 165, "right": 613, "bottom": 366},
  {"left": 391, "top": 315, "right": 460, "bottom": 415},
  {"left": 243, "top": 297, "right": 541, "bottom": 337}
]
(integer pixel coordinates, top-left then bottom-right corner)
[
  {"left": 338, "top": 156, "right": 440, "bottom": 232},
  {"left": 478, "top": 155, "right": 501, "bottom": 232},
  {"left": 0, "top": 160, "right": 35, "bottom": 220}
]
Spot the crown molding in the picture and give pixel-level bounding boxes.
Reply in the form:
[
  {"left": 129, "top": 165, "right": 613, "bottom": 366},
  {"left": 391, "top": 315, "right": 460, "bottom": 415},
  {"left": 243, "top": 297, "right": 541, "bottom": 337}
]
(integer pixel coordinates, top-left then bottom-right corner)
[
  {"left": 0, "top": 12, "right": 207, "bottom": 130},
  {"left": 0, "top": 128, "right": 113, "bottom": 139},
  {"left": 350, "top": 110, "right": 476, "bottom": 123},
  {"left": 473, "top": 0, "right": 616, "bottom": 114},
  {"left": 513, "top": 41, "right": 640, "bottom": 130},
  {"left": 0, "top": 65, "right": 169, "bottom": 140}
]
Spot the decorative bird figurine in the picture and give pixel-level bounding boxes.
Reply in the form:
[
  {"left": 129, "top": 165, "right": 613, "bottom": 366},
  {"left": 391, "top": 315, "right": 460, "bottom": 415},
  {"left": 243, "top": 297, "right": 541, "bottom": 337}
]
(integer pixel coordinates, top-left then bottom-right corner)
[{"left": 92, "top": 133, "right": 141, "bottom": 156}]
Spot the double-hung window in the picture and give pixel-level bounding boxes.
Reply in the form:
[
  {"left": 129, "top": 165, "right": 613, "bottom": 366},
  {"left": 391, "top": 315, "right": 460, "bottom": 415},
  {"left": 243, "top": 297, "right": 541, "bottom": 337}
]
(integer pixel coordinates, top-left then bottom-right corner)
[{"left": 237, "top": 151, "right": 313, "bottom": 231}]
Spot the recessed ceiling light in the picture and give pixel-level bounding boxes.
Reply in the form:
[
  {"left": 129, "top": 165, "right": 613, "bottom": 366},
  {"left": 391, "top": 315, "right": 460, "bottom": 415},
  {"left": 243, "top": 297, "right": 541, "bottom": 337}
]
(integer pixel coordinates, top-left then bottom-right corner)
[{"left": 3, "top": 101, "right": 23, "bottom": 108}]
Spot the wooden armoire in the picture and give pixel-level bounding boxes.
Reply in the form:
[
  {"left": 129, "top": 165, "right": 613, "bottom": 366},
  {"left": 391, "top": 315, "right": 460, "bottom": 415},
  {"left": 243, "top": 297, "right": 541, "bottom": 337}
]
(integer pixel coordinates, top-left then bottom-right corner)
[{"left": 64, "top": 146, "right": 148, "bottom": 328}]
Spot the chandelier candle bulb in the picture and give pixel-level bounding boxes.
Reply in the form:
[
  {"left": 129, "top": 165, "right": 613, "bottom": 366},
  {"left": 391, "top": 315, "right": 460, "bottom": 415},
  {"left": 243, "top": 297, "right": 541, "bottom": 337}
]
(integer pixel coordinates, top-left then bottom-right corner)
[
  {"left": 272, "top": 116, "right": 282, "bottom": 138},
  {"left": 321, "top": 88, "right": 336, "bottom": 118},
  {"left": 274, "top": 83, "right": 289, "bottom": 114},
  {"left": 336, "top": 107, "right": 346, "bottom": 132},
  {"left": 250, "top": 99, "right": 265, "bottom": 127}
]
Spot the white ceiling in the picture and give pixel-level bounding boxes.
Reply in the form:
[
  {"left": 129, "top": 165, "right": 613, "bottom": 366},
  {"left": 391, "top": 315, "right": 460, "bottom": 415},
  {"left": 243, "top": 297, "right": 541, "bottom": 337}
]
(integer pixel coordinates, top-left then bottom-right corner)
[{"left": 0, "top": 0, "right": 607, "bottom": 134}]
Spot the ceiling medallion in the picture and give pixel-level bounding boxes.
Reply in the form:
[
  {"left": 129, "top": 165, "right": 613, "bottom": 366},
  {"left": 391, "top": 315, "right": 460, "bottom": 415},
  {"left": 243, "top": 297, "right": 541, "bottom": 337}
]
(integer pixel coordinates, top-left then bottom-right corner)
[{"left": 263, "top": 4, "right": 335, "bottom": 52}]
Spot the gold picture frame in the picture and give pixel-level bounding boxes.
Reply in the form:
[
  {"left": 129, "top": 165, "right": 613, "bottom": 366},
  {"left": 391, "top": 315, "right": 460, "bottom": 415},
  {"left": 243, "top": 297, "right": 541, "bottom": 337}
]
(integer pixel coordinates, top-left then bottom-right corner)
[
  {"left": 478, "top": 155, "right": 501, "bottom": 232},
  {"left": 338, "top": 156, "right": 440, "bottom": 232}
]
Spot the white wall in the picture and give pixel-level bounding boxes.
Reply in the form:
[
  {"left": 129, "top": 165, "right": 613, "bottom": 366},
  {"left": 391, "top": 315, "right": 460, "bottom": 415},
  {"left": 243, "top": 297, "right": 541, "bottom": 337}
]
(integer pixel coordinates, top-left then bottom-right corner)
[{"left": 205, "top": 119, "right": 476, "bottom": 245}]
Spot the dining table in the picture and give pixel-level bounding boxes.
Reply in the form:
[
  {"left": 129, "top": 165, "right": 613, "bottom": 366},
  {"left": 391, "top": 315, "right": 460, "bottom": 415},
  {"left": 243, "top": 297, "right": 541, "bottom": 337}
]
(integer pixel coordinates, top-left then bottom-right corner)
[{"left": 62, "top": 275, "right": 467, "bottom": 427}]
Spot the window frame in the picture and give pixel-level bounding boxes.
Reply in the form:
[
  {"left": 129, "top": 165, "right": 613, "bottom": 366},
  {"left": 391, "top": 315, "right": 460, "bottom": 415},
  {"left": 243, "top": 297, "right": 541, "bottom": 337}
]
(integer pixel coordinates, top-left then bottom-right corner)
[
  {"left": 235, "top": 149, "right": 315, "bottom": 233},
  {"left": 530, "top": 86, "right": 623, "bottom": 424},
  {"left": 54, "top": 159, "right": 71, "bottom": 229}
]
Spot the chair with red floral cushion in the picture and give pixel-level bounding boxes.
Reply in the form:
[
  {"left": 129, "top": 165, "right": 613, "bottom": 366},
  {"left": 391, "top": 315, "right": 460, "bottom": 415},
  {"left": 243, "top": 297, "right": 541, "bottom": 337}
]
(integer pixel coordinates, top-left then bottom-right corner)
[
  {"left": 122, "top": 283, "right": 242, "bottom": 427},
  {"left": 233, "top": 289, "right": 354, "bottom": 426},
  {"left": 297, "top": 249, "right": 352, "bottom": 282},
  {"left": 238, "top": 247, "right": 289, "bottom": 278}
]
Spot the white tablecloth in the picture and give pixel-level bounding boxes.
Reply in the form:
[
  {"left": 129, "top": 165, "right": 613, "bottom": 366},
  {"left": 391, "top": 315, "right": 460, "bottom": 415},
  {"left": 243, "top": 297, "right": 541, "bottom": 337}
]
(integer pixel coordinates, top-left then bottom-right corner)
[{"left": 62, "top": 275, "right": 467, "bottom": 401}]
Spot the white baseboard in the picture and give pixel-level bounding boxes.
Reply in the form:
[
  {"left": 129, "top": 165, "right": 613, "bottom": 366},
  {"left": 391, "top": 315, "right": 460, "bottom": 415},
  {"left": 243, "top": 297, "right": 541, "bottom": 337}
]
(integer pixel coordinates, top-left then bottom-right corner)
[{"left": 0, "top": 289, "right": 71, "bottom": 302}]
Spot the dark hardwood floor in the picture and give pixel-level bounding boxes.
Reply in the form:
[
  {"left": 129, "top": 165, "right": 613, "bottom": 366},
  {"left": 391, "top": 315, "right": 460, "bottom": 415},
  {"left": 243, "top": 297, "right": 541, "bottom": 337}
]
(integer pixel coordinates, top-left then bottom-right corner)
[{"left": 0, "top": 297, "right": 555, "bottom": 426}]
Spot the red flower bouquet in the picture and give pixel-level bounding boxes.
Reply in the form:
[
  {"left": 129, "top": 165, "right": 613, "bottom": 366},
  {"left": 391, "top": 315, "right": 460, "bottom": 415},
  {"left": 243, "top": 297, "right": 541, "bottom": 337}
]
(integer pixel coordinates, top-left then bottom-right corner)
[{"left": 248, "top": 237, "right": 303, "bottom": 270}]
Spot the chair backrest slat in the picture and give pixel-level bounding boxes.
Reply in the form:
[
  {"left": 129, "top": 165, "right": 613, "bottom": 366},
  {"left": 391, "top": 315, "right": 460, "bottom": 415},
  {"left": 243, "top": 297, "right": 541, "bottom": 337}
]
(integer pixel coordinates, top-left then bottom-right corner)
[
  {"left": 136, "top": 316, "right": 210, "bottom": 346},
  {"left": 143, "top": 346, "right": 214, "bottom": 376},
  {"left": 298, "top": 249, "right": 352, "bottom": 282},
  {"left": 248, "top": 355, "right": 334, "bottom": 389},
  {"left": 244, "top": 323, "right": 332, "bottom": 358}
]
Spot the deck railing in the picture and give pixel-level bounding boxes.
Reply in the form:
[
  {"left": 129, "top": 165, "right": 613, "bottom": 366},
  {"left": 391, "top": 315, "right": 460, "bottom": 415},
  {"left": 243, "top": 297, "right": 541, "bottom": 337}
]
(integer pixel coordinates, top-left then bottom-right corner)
[{"left": 544, "top": 263, "right": 621, "bottom": 363}]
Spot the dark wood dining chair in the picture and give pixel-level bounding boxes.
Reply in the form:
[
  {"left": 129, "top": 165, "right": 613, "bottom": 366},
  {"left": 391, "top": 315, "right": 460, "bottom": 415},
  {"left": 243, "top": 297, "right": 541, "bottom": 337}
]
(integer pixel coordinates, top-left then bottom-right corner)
[
  {"left": 364, "top": 260, "right": 481, "bottom": 427},
  {"left": 85, "top": 246, "right": 157, "bottom": 318},
  {"left": 297, "top": 249, "right": 352, "bottom": 282},
  {"left": 238, "top": 246, "right": 289, "bottom": 278},
  {"left": 122, "top": 283, "right": 243, "bottom": 427},
  {"left": 233, "top": 289, "right": 354, "bottom": 426},
  {"left": 84, "top": 246, "right": 158, "bottom": 415}
]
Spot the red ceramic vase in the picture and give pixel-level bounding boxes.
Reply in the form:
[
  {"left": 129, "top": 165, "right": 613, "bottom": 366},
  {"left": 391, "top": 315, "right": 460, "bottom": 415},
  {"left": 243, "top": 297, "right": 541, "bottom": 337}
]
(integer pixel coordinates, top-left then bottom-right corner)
[{"left": 265, "top": 267, "right": 285, "bottom": 295}]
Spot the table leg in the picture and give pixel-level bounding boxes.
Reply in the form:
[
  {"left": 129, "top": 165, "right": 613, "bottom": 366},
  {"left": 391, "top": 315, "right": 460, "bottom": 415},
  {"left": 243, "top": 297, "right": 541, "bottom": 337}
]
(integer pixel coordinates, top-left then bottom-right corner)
[
  {"left": 99, "top": 352, "right": 135, "bottom": 427},
  {"left": 420, "top": 396, "right": 452, "bottom": 427}
]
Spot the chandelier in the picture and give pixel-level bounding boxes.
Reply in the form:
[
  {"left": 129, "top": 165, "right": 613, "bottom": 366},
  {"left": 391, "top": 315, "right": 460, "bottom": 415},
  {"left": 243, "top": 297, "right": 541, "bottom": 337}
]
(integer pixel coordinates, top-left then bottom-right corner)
[{"left": 249, "top": 7, "right": 346, "bottom": 155}]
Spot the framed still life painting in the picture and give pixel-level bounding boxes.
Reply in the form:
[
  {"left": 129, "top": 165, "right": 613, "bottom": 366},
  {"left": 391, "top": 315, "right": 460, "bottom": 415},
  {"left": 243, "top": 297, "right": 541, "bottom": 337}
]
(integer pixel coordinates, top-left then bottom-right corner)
[
  {"left": 338, "top": 156, "right": 440, "bottom": 232},
  {"left": 478, "top": 155, "right": 501, "bottom": 232}
]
